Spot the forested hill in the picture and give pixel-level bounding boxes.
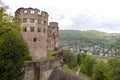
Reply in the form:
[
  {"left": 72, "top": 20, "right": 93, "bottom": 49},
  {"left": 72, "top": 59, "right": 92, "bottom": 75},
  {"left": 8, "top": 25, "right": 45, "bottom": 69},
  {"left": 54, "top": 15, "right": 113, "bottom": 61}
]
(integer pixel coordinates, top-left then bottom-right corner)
[{"left": 59, "top": 30, "right": 120, "bottom": 49}]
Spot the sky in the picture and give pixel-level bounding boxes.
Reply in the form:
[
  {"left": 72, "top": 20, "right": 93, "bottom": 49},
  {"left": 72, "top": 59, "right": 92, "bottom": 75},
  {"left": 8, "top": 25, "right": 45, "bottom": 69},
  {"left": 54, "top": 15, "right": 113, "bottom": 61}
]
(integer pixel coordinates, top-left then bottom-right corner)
[{"left": 2, "top": 0, "right": 120, "bottom": 33}]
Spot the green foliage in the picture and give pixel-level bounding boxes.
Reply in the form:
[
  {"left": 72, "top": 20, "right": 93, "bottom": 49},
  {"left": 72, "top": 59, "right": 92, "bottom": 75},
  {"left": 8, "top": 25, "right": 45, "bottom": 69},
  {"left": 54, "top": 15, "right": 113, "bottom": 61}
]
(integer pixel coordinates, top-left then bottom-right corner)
[
  {"left": 107, "top": 58, "right": 120, "bottom": 80},
  {"left": 60, "top": 30, "right": 120, "bottom": 48},
  {"left": 62, "top": 64, "right": 79, "bottom": 74},
  {"left": 47, "top": 50, "right": 58, "bottom": 58},
  {"left": 80, "top": 54, "right": 97, "bottom": 77},
  {"left": 62, "top": 50, "right": 77, "bottom": 69},
  {"left": 0, "top": 5, "right": 30, "bottom": 79},
  {"left": 92, "top": 61, "right": 111, "bottom": 80},
  {"left": 77, "top": 53, "right": 87, "bottom": 66},
  {"left": 109, "top": 40, "right": 120, "bottom": 49},
  {"left": 0, "top": 31, "right": 26, "bottom": 79},
  {"left": 23, "top": 55, "right": 32, "bottom": 61}
]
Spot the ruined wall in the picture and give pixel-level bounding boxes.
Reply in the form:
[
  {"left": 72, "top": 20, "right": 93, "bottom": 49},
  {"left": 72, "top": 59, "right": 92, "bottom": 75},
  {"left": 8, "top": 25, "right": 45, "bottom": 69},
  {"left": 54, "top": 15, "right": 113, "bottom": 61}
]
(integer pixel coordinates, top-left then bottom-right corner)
[
  {"left": 40, "top": 70, "right": 53, "bottom": 80},
  {"left": 23, "top": 58, "right": 63, "bottom": 80},
  {"left": 15, "top": 7, "right": 48, "bottom": 60},
  {"left": 23, "top": 61, "right": 40, "bottom": 80},
  {"left": 15, "top": 7, "right": 59, "bottom": 60},
  {"left": 23, "top": 58, "right": 84, "bottom": 80},
  {"left": 47, "top": 22, "right": 59, "bottom": 50},
  {"left": 48, "top": 69, "right": 84, "bottom": 80}
]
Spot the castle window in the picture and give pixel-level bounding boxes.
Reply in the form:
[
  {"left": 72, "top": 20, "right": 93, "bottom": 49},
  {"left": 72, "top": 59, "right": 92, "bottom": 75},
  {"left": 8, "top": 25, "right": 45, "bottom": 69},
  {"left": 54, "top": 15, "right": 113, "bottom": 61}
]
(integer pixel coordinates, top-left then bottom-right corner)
[
  {"left": 44, "top": 21, "right": 46, "bottom": 25},
  {"left": 23, "top": 27, "right": 27, "bottom": 32},
  {"left": 30, "top": 18, "right": 34, "bottom": 23},
  {"left": 33, "top": 38, "right": 37, "bottom": 42},
  {"left": 31, "top": 10, "right": 35, "bottom": 14},
  {"left": 24, "top": 10, "right": 28, "bottom": 14},
  {"left": 37, "top": 28, "right": 41, "bottom": 32},
  {"left": 23, "top": 18, "right": 27, "bottom": 23},
  {"left": 30, "top": 27, "right": 34, "bottom": 32},
  {"left": 43, "top": 29, "right": 46, "bottom": 33}
]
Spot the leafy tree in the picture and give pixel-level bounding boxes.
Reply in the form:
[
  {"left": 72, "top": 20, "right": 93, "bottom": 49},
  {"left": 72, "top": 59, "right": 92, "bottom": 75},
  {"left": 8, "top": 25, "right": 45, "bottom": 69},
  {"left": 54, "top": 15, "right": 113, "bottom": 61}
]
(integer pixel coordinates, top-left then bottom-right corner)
[
  {"left": 77, "top": 53, "right": 87, "bottom": 66},
  {"left": 62, "top": 50, "right": 77, "bottom": 69},
  {"left": 107, "top": 58, "right": 120, "bottom": 80},
  {"left": 0, "top": 3, "right": 30, "bottom": 79},
  {"left": 80, "top": 55, "right": 97, "bottom": 77},
  {"left": 92, "top": 61, "right": 111, "bottom": 80}
]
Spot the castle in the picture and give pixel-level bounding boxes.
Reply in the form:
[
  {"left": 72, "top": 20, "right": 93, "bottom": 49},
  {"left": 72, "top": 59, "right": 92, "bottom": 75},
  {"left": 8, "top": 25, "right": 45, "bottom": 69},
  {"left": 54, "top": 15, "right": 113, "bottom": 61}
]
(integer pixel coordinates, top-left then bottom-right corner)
[{"left": 15, "top": 7, "right": 59, "bottom": 60}]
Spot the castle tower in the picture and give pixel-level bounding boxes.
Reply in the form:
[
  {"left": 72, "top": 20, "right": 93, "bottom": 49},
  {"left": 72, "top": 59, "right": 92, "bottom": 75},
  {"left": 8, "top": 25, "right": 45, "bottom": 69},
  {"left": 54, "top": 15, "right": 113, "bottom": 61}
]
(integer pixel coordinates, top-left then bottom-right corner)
[
  {"left": 47, "top": 22, "right": 59, "bottom": 50},
  {"left": 15, "top": 7, "right": 49, "bottom": 60}
]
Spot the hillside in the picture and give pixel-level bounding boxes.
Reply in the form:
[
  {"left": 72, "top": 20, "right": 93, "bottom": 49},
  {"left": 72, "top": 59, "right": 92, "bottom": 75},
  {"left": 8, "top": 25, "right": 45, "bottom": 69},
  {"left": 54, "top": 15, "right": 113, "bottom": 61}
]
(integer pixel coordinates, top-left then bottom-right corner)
[{"left": 59, "top": 30, "right": 120, "bottom": 49}]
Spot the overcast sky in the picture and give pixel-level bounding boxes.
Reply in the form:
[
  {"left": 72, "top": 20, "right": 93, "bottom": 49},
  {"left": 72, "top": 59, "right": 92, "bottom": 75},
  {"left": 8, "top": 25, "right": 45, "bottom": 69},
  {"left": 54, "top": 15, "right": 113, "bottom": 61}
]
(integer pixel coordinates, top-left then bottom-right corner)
[{"left": 2, "top": 0, "right": 120, "bottom": 33}]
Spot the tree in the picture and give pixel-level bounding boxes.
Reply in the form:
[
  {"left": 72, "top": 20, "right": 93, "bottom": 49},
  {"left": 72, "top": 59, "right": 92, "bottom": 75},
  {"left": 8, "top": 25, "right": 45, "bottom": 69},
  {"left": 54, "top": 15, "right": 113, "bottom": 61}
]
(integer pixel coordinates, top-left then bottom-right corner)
[
  {"left": 92, "top": 61, "right": 111, "bottom": 80},
  {"left": 77, "top": 53, "right": 87, "bottom": 66},
  {"left": 62, "top": 50, "right": 77, "bottom": 69},
  {"left": 107, "top": 58, "right": 120, "bottom": 80},
  {"left": 0, "top": 3, "right": 30, "bottom": 79},
  {"left": 80, "top": 55, "right": 97, "bottom": 77}
]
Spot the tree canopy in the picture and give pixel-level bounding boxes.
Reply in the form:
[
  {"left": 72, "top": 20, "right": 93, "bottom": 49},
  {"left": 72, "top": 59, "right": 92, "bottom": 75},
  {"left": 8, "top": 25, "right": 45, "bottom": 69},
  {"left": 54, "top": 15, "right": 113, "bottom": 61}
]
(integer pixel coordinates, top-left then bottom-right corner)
[
  {"left": 92, "top": 61, "right": 111, "bottom": 80},
  {"left": 0, "top": 2, "right": 30, "bottom": 79}
]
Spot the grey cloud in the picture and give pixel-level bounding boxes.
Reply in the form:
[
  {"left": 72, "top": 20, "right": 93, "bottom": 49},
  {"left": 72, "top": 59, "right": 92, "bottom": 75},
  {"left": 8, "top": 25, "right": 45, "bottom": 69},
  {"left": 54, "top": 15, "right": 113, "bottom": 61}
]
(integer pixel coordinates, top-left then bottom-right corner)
[{"left": 64, "top": 14, "right": 120, "bottom": 33}]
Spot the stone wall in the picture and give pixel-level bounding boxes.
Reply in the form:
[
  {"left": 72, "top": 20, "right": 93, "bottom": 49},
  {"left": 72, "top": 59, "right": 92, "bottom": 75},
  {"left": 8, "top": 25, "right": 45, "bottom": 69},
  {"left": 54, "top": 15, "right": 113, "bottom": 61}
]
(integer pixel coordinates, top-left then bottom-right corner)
[
  {"left": 48, "top": 69, "right": 84, "bottom": 80},
  {"left": 23, "top": 58, "right": 84, "bottom": 80},
  {"left": 23, "top": 58, "right": 63, "bottom": 80}
]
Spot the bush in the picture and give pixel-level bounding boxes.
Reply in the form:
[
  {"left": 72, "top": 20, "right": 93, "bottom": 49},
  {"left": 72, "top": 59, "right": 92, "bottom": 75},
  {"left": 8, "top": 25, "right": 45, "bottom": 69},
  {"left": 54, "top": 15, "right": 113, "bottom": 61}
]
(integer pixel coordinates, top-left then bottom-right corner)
[
  {"left": 23, "top": 55, "right": 32, "bottom": 61},
  {"left": 62, "top": 50, "right": 77, "bottom": 69}
]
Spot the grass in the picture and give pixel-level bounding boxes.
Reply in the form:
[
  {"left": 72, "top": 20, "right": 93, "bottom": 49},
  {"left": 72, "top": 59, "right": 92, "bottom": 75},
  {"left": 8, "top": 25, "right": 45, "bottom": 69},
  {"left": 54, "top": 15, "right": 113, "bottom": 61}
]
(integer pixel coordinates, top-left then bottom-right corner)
[{"left": 47, "top": 50, "right": 58, "bottom": 58}]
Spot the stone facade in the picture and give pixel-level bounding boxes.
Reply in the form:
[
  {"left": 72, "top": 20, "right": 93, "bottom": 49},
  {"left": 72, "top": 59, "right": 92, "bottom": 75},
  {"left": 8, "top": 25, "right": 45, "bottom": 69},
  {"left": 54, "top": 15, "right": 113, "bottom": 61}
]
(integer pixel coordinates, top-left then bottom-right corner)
[{"left": 15, "top": 7, "right": 59, "bottom": 60}]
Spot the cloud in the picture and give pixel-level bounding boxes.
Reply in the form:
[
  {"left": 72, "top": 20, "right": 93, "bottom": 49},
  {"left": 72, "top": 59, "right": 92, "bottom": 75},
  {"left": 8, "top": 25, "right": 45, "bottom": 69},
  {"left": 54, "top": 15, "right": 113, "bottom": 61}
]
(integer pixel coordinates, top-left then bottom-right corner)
[{"left": 2, "top": 0, "right": 120, "bottom": 33}]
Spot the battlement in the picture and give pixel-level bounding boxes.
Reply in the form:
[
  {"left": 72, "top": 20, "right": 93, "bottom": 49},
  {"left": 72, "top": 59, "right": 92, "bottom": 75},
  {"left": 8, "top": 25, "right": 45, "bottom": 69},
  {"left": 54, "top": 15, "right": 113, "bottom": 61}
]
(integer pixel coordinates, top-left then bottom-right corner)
[{"left": 15, "top": 7, "right": 48, "bottom": 19}]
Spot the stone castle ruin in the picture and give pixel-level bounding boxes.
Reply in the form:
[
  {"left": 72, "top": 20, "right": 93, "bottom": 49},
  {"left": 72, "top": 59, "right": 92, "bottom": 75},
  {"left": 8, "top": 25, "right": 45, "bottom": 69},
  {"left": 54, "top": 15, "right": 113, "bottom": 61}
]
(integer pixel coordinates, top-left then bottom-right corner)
[
  {"left": 15, "top": 7, "right": 59, "bottom": 60},
  {"left": 15, "top": 7, "right": 83, "bottom": 80}
]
